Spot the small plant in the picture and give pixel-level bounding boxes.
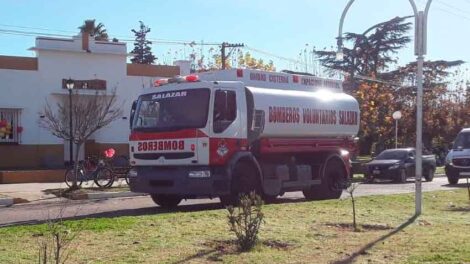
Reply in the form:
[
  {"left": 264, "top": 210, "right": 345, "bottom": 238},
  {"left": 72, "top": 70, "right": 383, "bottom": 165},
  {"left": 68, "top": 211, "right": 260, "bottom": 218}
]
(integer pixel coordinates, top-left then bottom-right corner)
[
  {"left": 466, "top": 175, "right": 470, "bottom": 202},
  {"left": 37, "top": 221, "right": 77, "bottom": 264},
  {"left": 35, "top": 204, "right": 79, "bottom": 264},
  {"left": 346, "top": 182, "right": 361, "bottom": 232},
  {"left": 226, "top": 192, "right": 264, "bottom": 251}
]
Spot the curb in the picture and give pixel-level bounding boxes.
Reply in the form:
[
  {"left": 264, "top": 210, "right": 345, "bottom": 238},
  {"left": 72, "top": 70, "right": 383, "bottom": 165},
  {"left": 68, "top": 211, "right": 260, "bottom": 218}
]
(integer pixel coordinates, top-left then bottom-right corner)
[
  {"left": 0, "top": 197, "right": 14, "bottom": 207},
  {"left": 68, "top": 191, "right": 147, "bottom": 200}
]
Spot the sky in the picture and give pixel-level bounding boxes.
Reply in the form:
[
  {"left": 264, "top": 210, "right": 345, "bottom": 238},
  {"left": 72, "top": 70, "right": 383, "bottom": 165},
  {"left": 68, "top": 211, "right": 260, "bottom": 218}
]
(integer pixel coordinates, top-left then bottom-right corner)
[{"left": 0, "top": 0, "right": 469, "bottom": 76}]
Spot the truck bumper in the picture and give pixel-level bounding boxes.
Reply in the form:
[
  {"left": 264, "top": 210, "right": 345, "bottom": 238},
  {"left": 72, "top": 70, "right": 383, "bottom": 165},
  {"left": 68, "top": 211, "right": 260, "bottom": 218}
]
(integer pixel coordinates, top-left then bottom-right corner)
[
  {"left": 445, "top": 165, "right": 470, "bottom": 178},
  {"left": 129, "top": 166, "right": 231, "bottom": 197}
]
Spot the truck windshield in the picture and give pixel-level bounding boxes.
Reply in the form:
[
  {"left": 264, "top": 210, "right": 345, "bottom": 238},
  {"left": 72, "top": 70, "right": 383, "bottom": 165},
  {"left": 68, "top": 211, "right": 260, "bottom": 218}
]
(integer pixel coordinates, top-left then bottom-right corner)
[
  {"left": 453, "top": 132, "right": 470, "bottom": 149},
  {"left": 132, "top": 88, "right": 210, "bottom": 131},
  {"left": 376, "top": 150, "right": 408, "bottom": 160}
]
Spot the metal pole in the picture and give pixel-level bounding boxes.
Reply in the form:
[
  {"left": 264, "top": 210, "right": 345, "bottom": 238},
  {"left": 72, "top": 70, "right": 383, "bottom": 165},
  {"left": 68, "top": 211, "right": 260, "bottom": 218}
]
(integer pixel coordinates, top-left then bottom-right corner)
[
  {"left": 415, "top": 1, "right": 432, "bottom": 215},
  {"left": 336, "top": 0, "right": 432, "bottom": 216},
  {"left": 68, "top": 89, "right": 73, "bottom": 165},
  {"left": 221, "top": 42, "right": 226, "bottom": 70},
  {"left": 395, "top": 119, "right": 398, "bottom": 149},
  {"left": 415, "top": 50, "right": 424, "bottom": 215}
]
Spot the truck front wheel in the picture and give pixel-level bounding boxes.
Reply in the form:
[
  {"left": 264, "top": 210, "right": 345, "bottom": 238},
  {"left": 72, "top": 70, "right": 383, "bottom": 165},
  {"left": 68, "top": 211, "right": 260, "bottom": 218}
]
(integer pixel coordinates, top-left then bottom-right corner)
[
  {"left": 220, "top": 162, "right": 260, "bottom": 206},
  {"left": 150, "top": 194, "right": 182, "bottom": 209},
  {"left": 303, "top": 158, "right": 345, "bottom": 200}
]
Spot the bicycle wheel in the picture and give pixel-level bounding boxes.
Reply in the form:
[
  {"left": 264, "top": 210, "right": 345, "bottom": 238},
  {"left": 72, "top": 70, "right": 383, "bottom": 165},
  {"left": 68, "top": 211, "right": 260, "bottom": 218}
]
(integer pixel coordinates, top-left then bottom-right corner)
[
  {"left": 94, "top": 167, "right": 114, "bottom": 188},
  {"left": 112, "top": 155, "right": 131, "bottom": 184},
  {"left": 64, "top": 168, "right": 83, "bottom": 188}
]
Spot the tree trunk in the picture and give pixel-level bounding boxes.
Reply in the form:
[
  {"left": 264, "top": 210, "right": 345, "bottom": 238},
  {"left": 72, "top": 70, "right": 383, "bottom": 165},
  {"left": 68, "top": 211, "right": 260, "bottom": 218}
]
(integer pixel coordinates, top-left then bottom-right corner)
[{"left": 71, "top": 142, "right": 82, "bottom": 190}]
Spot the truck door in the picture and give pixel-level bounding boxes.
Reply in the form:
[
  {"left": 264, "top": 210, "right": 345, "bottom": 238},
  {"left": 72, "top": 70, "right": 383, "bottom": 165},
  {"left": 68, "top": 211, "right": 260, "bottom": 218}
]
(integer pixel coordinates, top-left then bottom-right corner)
[{"left": 209, "top": 89, "right": 244, "bottom": 165}]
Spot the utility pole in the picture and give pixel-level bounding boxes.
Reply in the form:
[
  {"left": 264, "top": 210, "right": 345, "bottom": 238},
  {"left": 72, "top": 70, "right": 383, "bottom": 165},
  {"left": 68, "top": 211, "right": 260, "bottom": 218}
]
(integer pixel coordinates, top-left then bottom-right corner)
[{"left": 221, "top": 42, "right": 244, "bottom": 69}]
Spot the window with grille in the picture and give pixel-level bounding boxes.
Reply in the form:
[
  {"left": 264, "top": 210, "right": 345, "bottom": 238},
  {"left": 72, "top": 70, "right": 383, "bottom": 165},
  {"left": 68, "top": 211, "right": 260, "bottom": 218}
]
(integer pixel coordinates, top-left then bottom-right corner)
[{"left": 0, "top": 109, "right": 21, "bottom": 143}]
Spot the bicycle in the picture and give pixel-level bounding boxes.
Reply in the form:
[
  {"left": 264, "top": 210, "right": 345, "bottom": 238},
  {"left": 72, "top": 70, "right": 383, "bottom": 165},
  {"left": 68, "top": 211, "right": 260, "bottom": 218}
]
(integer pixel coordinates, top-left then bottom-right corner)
[
  {"left": 64, "top": 155, "right": 114, "bottom": 188},
  {"left": 109, "top": 154, "right": 131, "bottom": 185}
]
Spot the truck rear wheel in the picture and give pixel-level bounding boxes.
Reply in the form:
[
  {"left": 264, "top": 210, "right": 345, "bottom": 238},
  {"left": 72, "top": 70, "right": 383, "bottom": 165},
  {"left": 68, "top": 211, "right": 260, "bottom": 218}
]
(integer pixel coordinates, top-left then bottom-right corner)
[
  {"left": 424, "top": 167, "right": 435, "bottom": 182},
  {"left": 150, "top": 194, "right": 182, "bottom": 209},
  {"left": 447, "top": 175, "right": 459, "bottom": 185},
  {"left": 303, "top": 158, "right": 345, "bottom": 200},
  {"left": 220, "top": 162, "right": 260, "bottom": 206}
]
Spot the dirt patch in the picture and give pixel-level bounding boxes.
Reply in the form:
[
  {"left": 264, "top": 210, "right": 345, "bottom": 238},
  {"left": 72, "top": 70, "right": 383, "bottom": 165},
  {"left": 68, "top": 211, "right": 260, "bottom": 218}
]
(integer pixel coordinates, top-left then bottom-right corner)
[
  {"left": 12, "top": 197, "right": 29, "bottom": 204},
  {"left": 44, "top": 186, "right": 130, "bottom": 198},
  {"left": 325, "top": 222, "right": 394, "bottom": 232}
]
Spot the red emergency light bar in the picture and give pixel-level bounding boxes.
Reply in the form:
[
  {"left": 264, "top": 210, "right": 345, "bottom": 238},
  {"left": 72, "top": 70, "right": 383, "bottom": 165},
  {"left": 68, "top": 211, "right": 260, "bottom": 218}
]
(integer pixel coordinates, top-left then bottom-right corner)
[{"left": 154, "top": 75, "right": 199, "bottom": 87}]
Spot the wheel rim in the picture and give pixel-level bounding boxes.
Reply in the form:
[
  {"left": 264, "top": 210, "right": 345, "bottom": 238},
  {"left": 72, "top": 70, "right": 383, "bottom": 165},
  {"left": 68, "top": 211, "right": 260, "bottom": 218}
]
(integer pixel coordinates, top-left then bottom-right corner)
[
  {"left": 325, "top": 159, "right": 346, "bottom": 192},
  {"left": 65, "top": 169, "right": 82, "bottom": 187}
]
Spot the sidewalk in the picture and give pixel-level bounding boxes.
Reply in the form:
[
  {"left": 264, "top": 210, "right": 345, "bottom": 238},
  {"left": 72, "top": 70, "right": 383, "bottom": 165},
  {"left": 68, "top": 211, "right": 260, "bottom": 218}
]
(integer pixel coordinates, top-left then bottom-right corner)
[
  {"left": 0, "top": 182, "right": 65, "bottom": 203},
  {"left": 0, "top": 181, "right": 143, "bottom": 206}
]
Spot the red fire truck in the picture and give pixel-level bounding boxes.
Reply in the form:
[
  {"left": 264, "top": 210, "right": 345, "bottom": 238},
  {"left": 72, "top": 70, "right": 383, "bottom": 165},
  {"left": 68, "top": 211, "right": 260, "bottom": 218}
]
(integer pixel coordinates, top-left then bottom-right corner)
[{"left": 128, "top": 69, "right": 360, "bottom": 208}]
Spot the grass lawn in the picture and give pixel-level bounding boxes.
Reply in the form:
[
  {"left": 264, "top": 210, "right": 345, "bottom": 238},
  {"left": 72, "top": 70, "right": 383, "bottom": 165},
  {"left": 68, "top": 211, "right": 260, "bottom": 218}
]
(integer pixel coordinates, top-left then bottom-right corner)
[
  {"left": 435, "top": 166, "right": 445, "bottom": 175},
  {"left": 0, "top": 190, "right": 469, "bottom": 263}
]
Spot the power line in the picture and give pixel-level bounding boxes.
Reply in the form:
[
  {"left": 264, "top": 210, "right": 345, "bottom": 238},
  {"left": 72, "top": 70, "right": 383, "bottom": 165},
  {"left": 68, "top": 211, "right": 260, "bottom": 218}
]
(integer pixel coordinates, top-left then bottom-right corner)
[
  {"left": 417, "top": 0, "right": 470, "bottom": 22},
  {"left": 0, "top": 26, "right": 310, "bottom": 72},
  {"left": 435, "top": 0, "right": 470, "bottom": 17}
]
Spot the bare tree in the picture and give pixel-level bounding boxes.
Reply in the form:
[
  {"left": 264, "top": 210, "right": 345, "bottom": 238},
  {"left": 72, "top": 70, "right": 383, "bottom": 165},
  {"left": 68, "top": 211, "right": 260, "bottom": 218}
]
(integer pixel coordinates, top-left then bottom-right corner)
[
  {"left": 346, "top": 182, "right": 361, "bottom": 232},
  {"left": 39, "top": 88, "right": 123, "bottom": 189}
]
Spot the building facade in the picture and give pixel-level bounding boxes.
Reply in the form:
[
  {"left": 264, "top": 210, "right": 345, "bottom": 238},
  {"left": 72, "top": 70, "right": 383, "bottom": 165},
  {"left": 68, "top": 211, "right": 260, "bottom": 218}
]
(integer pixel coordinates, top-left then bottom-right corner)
[{"left": 0, "top": 34, "right": 184, "bottom": 169}]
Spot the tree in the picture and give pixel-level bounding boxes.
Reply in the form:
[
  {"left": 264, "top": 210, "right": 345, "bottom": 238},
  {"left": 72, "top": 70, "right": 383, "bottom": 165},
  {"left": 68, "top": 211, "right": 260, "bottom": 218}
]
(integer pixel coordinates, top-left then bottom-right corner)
[
  {"left": 316, "top": 16, "right": 412, "bottom": 93},
  {"left": 130, "top": 21, "right": 156, "bottom": 64},
  {"left": 79, "top": 19, "right": 109, "bottom": 41},
  {"left": 39, "top": 89, "right": 122, "bottom": 189},
  {"left": 316, "top": 16, "right": 468, "bottom": 154},
  {"left": 194, "top": 51, "right": 275, "bottom": 72},
  {"left": 237, "top": 52, "right": 275, "bottom": 71}
]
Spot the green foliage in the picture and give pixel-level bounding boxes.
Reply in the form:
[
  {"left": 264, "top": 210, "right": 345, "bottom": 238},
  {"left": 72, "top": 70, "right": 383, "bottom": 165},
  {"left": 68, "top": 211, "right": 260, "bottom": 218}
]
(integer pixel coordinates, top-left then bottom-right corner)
[
  {"left": 226, "top": 192, "right": 264, "bottom": 251},
  {"left": 316, "top": 15, "right": 469, "bottom": 154},
  {"left": 130, "top": 21, "right": 156, "bottom": 64},
  {"left": 78, "top": 19, "right": 109, "bottom": 41}
]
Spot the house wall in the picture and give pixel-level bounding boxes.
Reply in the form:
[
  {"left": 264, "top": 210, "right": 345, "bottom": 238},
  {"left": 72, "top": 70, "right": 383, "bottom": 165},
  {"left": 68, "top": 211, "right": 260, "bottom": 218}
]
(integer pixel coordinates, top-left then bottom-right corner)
[{"left": 0, "top": 34, "right": 182, "bottom": 169}]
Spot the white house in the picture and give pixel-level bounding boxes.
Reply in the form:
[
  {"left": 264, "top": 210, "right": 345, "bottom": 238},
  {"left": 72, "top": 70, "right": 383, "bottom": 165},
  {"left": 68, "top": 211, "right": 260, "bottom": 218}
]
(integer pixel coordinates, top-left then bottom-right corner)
[{"left": 0, "top": 33, "right": 187, "bottom": 169}]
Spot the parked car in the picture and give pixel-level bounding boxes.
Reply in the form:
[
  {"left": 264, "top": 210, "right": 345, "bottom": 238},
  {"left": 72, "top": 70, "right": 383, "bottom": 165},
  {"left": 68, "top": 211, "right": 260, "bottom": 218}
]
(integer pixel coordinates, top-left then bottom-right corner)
[
  {"left": 445, "top": 128, "right": 470, "bottom": 184},
  {"left": 364, "top": 148, "right": 436, "bottom": 183}
]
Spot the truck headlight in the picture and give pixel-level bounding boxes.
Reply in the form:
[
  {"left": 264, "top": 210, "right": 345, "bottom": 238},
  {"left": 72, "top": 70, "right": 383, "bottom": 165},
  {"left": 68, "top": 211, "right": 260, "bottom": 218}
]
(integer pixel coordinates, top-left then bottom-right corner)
[
  {"left": 188, "top": 170, "right": 211, "bottom": 178},
  {"left": 389, "top": 163, "right": 400, "bottom": 170}
]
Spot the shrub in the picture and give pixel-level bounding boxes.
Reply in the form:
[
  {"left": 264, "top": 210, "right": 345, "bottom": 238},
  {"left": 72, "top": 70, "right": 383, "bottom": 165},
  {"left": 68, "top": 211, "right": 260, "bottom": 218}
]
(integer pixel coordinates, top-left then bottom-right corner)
[{"left": 226, "top": 192, "right": 264, "bottom": 251}]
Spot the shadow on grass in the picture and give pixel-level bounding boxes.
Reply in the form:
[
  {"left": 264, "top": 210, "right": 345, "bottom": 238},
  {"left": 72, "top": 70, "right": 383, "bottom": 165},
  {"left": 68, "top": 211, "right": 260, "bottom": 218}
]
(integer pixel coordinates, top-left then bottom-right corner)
[
  {"left": 171, "top": 240, "right": 239, "bottom": 264},
  {"left": 446, "top": 206, "right": 470, "bottom": 212},
  {"left": 442, "top": 182, "right": 470, "bottom": 189},
  {"left": 331, "top": 214, "right": 418, "bottom": 264},
  {"left": 325, "top": 222, "right": 394, "bottom": 232},
  {"left": 171, "top": 239, "right": 295, "bottom": 264}
]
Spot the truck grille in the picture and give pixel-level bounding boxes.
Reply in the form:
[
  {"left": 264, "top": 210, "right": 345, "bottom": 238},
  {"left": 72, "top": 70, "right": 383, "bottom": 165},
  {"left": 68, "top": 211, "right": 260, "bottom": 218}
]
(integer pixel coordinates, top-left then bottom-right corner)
[
  {"left": 133, "top": 152, "right": 194, "bottom": 160},
  {"left": 453, "top": 158, "right": 470, "bottom": 167}
]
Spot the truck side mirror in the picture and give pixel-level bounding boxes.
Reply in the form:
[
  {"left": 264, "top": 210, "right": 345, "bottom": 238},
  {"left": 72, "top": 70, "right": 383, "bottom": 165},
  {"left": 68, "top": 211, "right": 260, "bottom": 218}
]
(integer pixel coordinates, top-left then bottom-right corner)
[{"left": 130, "top": 100, "right": 137, "bottom": 129}]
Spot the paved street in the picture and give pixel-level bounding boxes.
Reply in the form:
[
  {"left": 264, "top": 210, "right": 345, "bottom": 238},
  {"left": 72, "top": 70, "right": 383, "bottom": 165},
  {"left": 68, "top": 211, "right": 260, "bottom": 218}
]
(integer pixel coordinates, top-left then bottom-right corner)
[{"left": 0, "top": 176, "right": 465, "bottom": 227}]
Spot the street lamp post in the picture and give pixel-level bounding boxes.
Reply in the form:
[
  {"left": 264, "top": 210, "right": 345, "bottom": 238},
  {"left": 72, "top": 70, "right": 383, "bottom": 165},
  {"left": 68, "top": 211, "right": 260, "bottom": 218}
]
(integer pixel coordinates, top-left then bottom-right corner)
[
  {"left": 393, "top": 111, "right": 402, "bottom": 149},
  {"left": 336, "top": 0, "right": 433, "bottom": 216},
  {"left": 65, "top": 78, "right": 74, "bottom": 166}
]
